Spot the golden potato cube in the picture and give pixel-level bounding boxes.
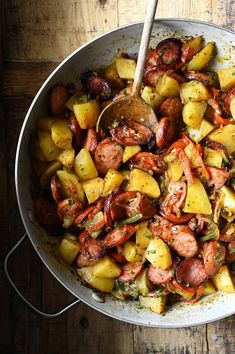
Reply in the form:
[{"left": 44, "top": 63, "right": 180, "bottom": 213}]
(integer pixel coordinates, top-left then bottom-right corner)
[
  {"left": 40, "top": 161, "right": 62, "bottom": 189},
  {"left": 127, "top": 168, "right": 160, "bottom": 198},
  {"left": 186, "top": 119, "right": 214, "bottom": 143},
  {"left": 73, "top": 99, "right": 100, "bottom": 129},
  {"left": 213, "top": 265, "right": 235, "bottom": 293},
  {"left": 36, "top": 117, "right": 58, "bottom": 132},
  {"left": 56, "top": 169, "right": 85, "bottom": 202},
  {"left": 184, "top": 142, "right": 202, "bottom": 168},
  {"left": 156, "top": 75, "right": 180, "bottom": 97},
  {"left": 173, "top": 287, "right": 194, "bottom": 300},
  {"left": 180, "top": 81, "right": 210, "bottom": 104},
  {"left": 182, "top": 36, "right": 204, "bottom": 56},
  {"left": 57, "top": 148, "right": 75, "bottom": 169},
  {"left": 135, "top": 269, "right": 152, "bottom": 295},
  {"left": 220, "top": 186, "right": 235, "bottom": 214},
  {"left": 187, "top": 42, "right": 215, "bottom": 71},
  {"left": 116, "top": 57, "right": 137, "bottom": 79},
  {"left": 38, "top": 131, "right": 62, "bottom": 162},
  {"left": 208, "top": 124, "right": 235, "bottom": 154},
  {"left": 74, "top": 148, "right": 98, "bottom": 181},
  {"left": 123, "top": 145, "right": 141, "bottom": 163},
  {"left": 136, "top": 222, "right": 153, "bottom": 249},
  {"left": 217, "top": 67, "right": 235, "bottom": 91},
  {"left": 65, "top": 90, "right": 84, "bottom": 111},
  {"left": 82, "top": 177, "right": 104, "bottom": 204},
  {"left": 141, "top": 86, "right": 164, "bottom": 108},
  {"left": 93, "top": 255, "right": 122, "bottom": 278},
  {"left": 77, "top": 266, "right": 115, "bottom": 292},
  {"left": 102, "top": 62, "right": 125, "bottom": 89},
  {"left": 102, "top": 169, "right": 124, "bottom": 197},
  {"left": 139, "top": 295, "right": 166, "bottom": 314},
  {"left": 230, "top": 97, "right": 235, "bottom": 119},
  {"left": 145, "top": 238, "right": 172, "bottom": 269},
  {"left": 59, "top": 235, "right": 81, "bottom": 265},
  {"left": 182, "top": 101, "right": 207, "bottom": 128},
  {"left": 183, "top": 177, "right": 212, "bottom": 214},
  {"left": 203, "top": 280, "right": 216, "bottom": 296},
  {"left": 124, "top": 241, "right": 144, "bottom": 262},
  {"left": 51, "top": 120, "right": 73, "bottom": 149},
  {"left": 204, "top": 147, "right": 223, "bottom": 168},
  {"left": 167, "top": 159, "right": 184, "bottom": 181}
]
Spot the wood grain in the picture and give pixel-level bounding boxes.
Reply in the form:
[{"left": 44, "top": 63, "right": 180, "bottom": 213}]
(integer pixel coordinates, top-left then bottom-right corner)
[{"left": 1, "top": 1, "right": 235, "bottom": 354}]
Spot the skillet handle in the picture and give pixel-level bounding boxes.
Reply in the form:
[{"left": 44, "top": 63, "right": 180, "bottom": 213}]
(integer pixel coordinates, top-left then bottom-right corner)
[{"left": 4, "top": 233, "right": 81, "bottom": 318}]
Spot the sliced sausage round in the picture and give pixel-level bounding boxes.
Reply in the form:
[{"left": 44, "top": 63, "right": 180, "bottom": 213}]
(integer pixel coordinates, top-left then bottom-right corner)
[
  {"left": 155, "top": 38, "right": 182, "bottom": 69},
  {"left": 83, "top": 128, "right": 98, "bottom": 156},
  {"left": 130, "top": 152, "right": 167, "bottom": 173},
  {"left": 81, "top": 71, "right": 112, "bottom": 100},
  {"left": 202, "top": 240, "right": 226, "bottom": 276},
  {"left": 81, "top": 238, "right": 105, "bottom": 260},
  {"left": 170, "top": 226, "right": 198, "bottom": 258},
  {"left": 35, "top": 197, "right": 61, "bottom": 233},
  {"left": 102, "top": 224, "right": 137, "bottom": 248},
  {"left": 207, "top": 166, "right": 229, "bottom": 190},
  {"left": 148, "top": 265, "right": 173, "bottom": 285},
  {"left": 226, "top": 241, "right": 235, "bottom": 263},
  {"left": 50, "top": 84, "right": 68, "bottom": 116},
  {"left": 157, "top": 97, "right": 182, "bottom": 120},
  {"left": 110, "top": 120, "right": 154, "bottom": 146},
  {"left": 155, "top": 117, "right": 176, "bottom": 149},
  {"left": 176, "top": 258, "right": 207, "bottom": 287},
  {"left": 94, "top": 138, "right": 123, "bottom": 176},
  {"left": 118, "top": 262, "right": 143, "bottom": 283}
]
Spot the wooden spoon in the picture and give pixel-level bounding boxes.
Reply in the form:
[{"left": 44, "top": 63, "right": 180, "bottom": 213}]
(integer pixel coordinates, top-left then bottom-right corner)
[{"left": 96, "top": 0, "right": 158, "bottom": 133}]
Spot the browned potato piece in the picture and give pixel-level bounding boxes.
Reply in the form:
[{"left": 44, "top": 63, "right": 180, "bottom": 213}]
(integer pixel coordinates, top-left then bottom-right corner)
[
  {"left": 187, "top": 42, "right": 215, "bottom": 71},
  {"left": 38, "top": 131, "right": 61, "bottom": 162}
]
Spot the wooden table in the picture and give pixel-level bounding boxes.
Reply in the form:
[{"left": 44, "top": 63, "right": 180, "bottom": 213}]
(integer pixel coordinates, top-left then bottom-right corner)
[{"left": 1, "top": 1, "right": 235, "bottom": 353}]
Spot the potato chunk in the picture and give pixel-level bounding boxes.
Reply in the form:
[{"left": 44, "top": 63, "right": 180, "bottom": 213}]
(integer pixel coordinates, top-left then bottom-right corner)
[
  {"left": 182, "top": 36, "right": 204, "bottom": 56},
  {"left": 136, "top": 222, "right": 153, "bottom": 249},
  {"left": 208, "top": 124, "right": 235, "bottom": 154},
  {"left": 187, "top": 42, "right": 215, "bottom": 71},
  {"left": 220, "top": 186, "right": 235, "bottom": 214},
  {"left": 203, "top": 280, "right": 216, "bottom": 296},
  {"left": 102, "top": 62, "right": 125, "bottom": 89},
  {"left": 183, "top": 177, "right": 212, "bottom": 214},
  {"left": 74, "top": 148, "right": 98, "bottom": 181},
  {"left": 135, "top": 269, "right": 152, "bottom": 295},
  {"left": 123, "top": 145, "right": 141, "bottom": 163},
  {"left": 56, "top": 169, "right": 84, "bottom": 202},
  {"left": 93, "top": 256, "right": 121, "bottom": 278},
  {"left": 145, "top": 238, "right": 172, "bottom": 270},
  {"left": 38, "top": 131, "right": 62, "bottom": 162},
  {"left": 182, "top": 101, "right": 207, "bottom": 128},
  {"left": 167, "top": 159, "right": 184, "bottom": 182},
  {"left": 217, "top": 67, "right": 235, "bottom": 91},
  {"left": 82, "top": 177, "right": 104, "bottom": 204},
  {"left": 40, "top": 161, "right": 62, "bottom": 189},
  {"left": 124, "top": 241, "right": 144, "bottom": 262},
  {"left": 77, "top": 266, "right": 114, "bottom": 292},
  {"left": 59, "top": 234, "right": 81, "bottom": 265},
  {"left": 141, "top": 86, "right": 164, "bottom": 108},
  {"left": 180, "top": 81, "right": 210, "bottom": 104},
  {"left": 36, "top": 117, "right": 58, "bottom": 132},
  {"left": 51, "top": 120, "right": 73, "bottom": 149},
  {"left": 204, "top": 148, "right": 223, "bottom": 168},
  {"left": 102, "top": 169, "right": 124, "bottom": 197},
  {"left": 139, "top": 295, "right": 166, "bottom": 314},
  {"left": 213, "top": 265, "right": 235, "bottom": 293},
  {"left": 116, "top": 57, "right": 136, "bottom": 80},
  {"left": 186, "top": 119, "right": 214, "bottom": 143},
  {"left": 230, "top": 97, "right": 235, "bottom": 119},
  {"left": 184, "top": 142, "right": 202, "bottom": 168},
  {"left": 156, "top": 75, "right": 180, "bottom": 97},
  {"left": 73, "top": 99, "right": 100, "bottom": 129},
  {"left": 127, "top": 168, "right": 160, "bottom": 198},
  {"left": 57, "top": 148, "right": 75, "bottom": 169}
]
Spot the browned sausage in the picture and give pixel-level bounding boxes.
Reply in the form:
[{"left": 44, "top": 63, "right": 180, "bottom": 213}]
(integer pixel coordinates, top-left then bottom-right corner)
[
  {"left": 82, "top": 128, "right": 98, "bottom": 156},
  {"left": 143, "top": 68, "right": 166, "bottom": 86},
  {"left": 160, "top": 178, "right": 187, "bottom": 216},
  {"left": 57, "top": 198, "right": 83, "bottom": 227},
  {"left": 176, "top": 258, "right": 207, "bottom": 287},
  {"left": 203, "top": 138, "right": 229, "bottom": 156},
  {"left": 207, "top": 166, "right": 229, "bottom": 190},
  {"left": 226, "top": 241, "right": 235, "bottom": 263},
  {"left": 118, "top": 262, "right": 143, "bottom": 283},
  {"left": 50, "top": 84, "right": 69, "bottom": 116},
  {"left": 150, "top": 216, "right": 198, "bottom": 258},
  {"left": 110, "top": 120, "right": 154, "bottom": 146},
  {"left": 110, "top": 191, "right": 137, "bottom": 220},
  {"left": 35, "top": 197, "right": 61, "bottom": 233},
  {"left": 76, "top": 254, "right": 98, "bottom": 268},
  {"left": 220, "top": 224, "right": 235, "bottom": 242},
  {"left": 68, "top": 112, "right": 82, "bottom": 148},
  {"left": 108, "top": 246, "right": 127, "bottom": 264},
  {"left": 81, "top": 238, "right": 105, "bottom": 260},
  {"left": 130, "top": 152, "right": 167, "bottom": 173},
  {"left": 50, "top": 175, "right": 62, "bottom": 203},
  {"left": 155, "top": 117, "right": 176, "bottom": 149},
  {"left": 184, "top": 71, "right": 215, "bottom": 85},
  {"left": 202, "top": 241, "right": 226, "bottom": 276},
  {"left": 148, "top": 265, "right": 173, "bottom": 285},
  {"left": 94, "top": 138, "right": 123, "bottom": 176},
  {"left": 157, "top": 97, "right": 183, "bottom": 120},
  {"left": 155, "top": 38, "right": 182, "bottom": 69},
  {"left": 81, "top": 71, "right": 112, "bottom": 100},
  {"left": 102, "top": 224, "right": 136, "bottom": 248},
  {"left": 223, "top": 87, "right": 235, "bottom": 114}
]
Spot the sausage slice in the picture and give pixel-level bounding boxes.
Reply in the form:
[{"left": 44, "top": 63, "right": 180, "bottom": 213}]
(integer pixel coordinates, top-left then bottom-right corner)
[
  {"left": 94, "top": 138, "right": 123, "bottom": 176},
  {"left": 176, "top": 258, "right": 207, "bottom": 287}
]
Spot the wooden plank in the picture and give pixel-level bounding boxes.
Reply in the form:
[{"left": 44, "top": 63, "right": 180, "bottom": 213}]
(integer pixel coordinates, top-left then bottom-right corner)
[
  {"left": 207, "top": 316, "right": 235, "bottom": 354},
  {"left": 67, "top": 304, "right": 133, "bottom": 354},
  {"left": 133, "top": 325, "right": 208, "bottom": 354}
]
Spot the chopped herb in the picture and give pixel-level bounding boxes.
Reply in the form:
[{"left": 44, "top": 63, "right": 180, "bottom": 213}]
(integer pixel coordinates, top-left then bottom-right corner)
[
  {"left": 232, "top": 72, "right": 235, "bottom": 76},
  {"left": 230, "top": 248, "right": 235, "bottom": 254}
]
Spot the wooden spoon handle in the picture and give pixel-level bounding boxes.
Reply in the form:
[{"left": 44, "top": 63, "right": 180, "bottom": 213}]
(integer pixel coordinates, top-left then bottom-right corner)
[{"left": 132, "top": 0, "right": 158, "bottom": 97}]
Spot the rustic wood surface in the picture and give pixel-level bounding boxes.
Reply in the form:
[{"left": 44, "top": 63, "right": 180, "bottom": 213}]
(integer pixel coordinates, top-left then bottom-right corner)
[{"left": 1, "top": 1, "right": 234, "bottom": 353}]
